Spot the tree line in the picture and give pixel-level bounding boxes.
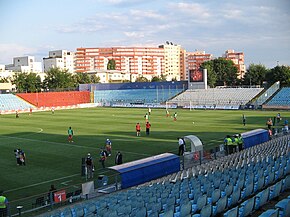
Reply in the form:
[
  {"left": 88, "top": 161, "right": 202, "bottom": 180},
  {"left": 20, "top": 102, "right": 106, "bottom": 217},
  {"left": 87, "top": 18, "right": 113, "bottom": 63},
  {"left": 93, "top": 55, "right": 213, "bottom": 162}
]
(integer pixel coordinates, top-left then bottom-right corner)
[
  {"left": 201, "top": 58, "right": 290, "bottom": 87},
  {"left": 3, "top": 59, "right": 290, "bottom": 93}
]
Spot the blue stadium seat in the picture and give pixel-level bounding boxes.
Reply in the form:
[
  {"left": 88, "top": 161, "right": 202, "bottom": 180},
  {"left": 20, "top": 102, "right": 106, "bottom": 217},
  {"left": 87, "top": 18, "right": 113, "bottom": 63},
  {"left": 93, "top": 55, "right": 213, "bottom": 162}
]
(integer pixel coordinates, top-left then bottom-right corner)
[
  {"left": 238, "top": 197, "right": 255, "bottom": 217},
  {"left": 275, "top": 198, "right": 290, "bottom": 217},
  {"left": 269, "top": 180, "right": 282, "bottom": 200},
  {"left": 258, "top": 209, "right": 279, "bottom": 217},
  {"left": 199, "top": 203, "right": 212, "bottom": 217},
  {"left": 223, "top": 207, "right": 238, "bottom": 217},
  {"left": 192, "top": 194, "right": 207, "bottom": 214},
  {"left": 254, "top": 188, "right": 270, "bottom": 210},
  {"left": 282, "top": 175, "right": 290, "bottom": 191},
  {"left": 212, "top": 195, "right": 227, "bottom": 216},
  {"left": 227, "top": 188, "right": 241, "bottom": 208}
]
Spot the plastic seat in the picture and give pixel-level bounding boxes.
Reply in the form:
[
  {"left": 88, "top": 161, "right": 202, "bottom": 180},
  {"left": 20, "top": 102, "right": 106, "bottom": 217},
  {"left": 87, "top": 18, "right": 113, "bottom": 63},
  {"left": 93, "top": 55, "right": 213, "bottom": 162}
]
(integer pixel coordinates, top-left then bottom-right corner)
[
  {"left": 241, "top": 182, "right": 253, "bottom": 200},
  {"left": 192, "top": 194, "right": 207, "bottom": 214},
  {"left": 282, "top": 175, "right": 290, "bottom": 191},
  {"left": 275, "top": 198, "right": 290, "bottom": 217},
  {"left": 212, "top": 195, "right": 227, "bottom": 216},
  {"left": 207, "top": 189, "right": 221, "bottom": 205},
  {"left": 258, "top": 209, "right": 279, "bottom": 217},
  {"left": 199, "top": 203, "right": 212, "bottom": 217},
  {"left": 223, "top": 206, "right": 238, "bottom": 217},
  {"left": 228, "top": 188, "right": 240, "bottom": 208},
  {"left": 238, "top": 197, "right": 255, "bottom": 217},
  {"left": 269, "top": 180, "right": 282, "bottom": 200},
  {"left": 254, "top": 188, "right": 270, "bottom": 210}
]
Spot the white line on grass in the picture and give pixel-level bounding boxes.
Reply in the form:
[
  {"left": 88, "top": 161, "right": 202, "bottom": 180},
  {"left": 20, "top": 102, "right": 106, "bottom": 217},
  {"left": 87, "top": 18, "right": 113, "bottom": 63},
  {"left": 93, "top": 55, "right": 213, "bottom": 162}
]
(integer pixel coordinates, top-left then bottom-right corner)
[
  {"left": 5, "top": 173, "right": 80, "bottom": 193},
  {"left": 0, "top": 135, "right": 150, "bottom": 157}
]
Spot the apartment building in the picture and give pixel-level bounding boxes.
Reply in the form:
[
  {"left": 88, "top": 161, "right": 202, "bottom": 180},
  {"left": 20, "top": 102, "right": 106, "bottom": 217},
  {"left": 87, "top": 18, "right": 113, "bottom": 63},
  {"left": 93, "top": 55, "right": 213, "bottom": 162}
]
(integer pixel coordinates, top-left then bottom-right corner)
[
  {"left": 223, "top": 49, "right": 246, "bottom": 79},
  {"left": 6, "top": 56, "right": 42, "bottom": 73},
  {"left": 186, "top": 50, "right": 213, "bottom": 81},
  {"left": 43, "top": 50, "right": 75, "bottom": 73},
  {"left": 159, "top": 42, "right": 183, "bottom": 81},
  {"left": 75, "top": 47, "right": 165, "bottom": 81}
]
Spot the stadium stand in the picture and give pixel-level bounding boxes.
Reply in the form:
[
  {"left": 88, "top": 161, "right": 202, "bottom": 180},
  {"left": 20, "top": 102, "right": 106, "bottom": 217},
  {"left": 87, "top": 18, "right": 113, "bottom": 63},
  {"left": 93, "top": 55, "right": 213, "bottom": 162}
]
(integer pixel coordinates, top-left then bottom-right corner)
[
  {"left": 16, "top": 91, "right": 90, "bottom": 107},
  {"left": 38, "top": 134, "right": 290, "bottom": 217},
  {"left": 250, "top": 81, "right": 280, "bottom": 109},
  {"left": 79, "top": 81, "right": 187, "bottom": 105},
  {"left": 264, "top": 87, "right": 290, "bottom": 109},
  {"left": 0, "top": 94, "right": 33, "bottom": 111},
  {"left": 169, "top": 87, "right": 264, "bottom": 109}
]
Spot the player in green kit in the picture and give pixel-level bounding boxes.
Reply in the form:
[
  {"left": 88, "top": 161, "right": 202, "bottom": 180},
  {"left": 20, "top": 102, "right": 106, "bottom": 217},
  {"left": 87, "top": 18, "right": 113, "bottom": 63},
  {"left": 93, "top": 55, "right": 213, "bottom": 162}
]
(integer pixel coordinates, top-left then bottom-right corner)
[{"left": 68, "top": 127, "right": 74, "bottom": 142}]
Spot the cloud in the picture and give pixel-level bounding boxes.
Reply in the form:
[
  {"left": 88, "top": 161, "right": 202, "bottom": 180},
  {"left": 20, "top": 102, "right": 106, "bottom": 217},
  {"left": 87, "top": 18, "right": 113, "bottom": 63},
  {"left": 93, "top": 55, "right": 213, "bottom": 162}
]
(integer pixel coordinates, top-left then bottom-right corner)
[{"left": 0, "top": 44, "right": 51, "bottom": 64}]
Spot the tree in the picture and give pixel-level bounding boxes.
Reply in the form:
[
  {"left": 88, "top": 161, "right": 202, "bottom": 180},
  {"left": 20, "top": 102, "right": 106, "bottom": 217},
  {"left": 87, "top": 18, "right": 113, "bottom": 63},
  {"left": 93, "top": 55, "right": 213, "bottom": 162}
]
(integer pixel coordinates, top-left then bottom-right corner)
[
  {"left": 11, "top": 72, "right": 41, "bottom": 93},
  {"left": 42, "top": 68, "right": 74, "bottom": 90},
  {"left": 90, "top": 75, "right": 100, "bottom": 83},
  {"left": 107, "top": 59, "right": 116, "bottom": 70},
  {"left": 265, "top": 65, "right": 290, "bottom": 86},
  {"left": 243, "top": 64, "right": 267, "bottom": 86},
  {"left": 151, "top": 74, "right": 167, "bottom": 82},
  {"left": 135, "top": 76, "right": 149, "bottom": 82},
  {"left": 213, "top": 58, "right": 238, "bottom": 86},
  {"left": 73, "top": 72, "right": 91, "bottom": 86}
]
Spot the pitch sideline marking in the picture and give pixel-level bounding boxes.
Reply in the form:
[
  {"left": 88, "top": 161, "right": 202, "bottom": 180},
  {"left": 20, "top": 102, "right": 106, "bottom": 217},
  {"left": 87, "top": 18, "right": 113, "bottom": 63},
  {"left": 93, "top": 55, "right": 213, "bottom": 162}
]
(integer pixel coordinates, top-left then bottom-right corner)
[{"left": 0, "top": 134, "right": 150, "bottom": 157}]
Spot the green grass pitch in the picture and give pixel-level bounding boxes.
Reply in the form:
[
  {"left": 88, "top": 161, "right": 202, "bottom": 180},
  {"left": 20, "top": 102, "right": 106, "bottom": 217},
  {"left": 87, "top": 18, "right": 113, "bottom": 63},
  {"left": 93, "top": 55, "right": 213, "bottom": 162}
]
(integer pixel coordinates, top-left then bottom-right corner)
[{"left": 0, "top": 107, "right": 289, "bottom": 202}]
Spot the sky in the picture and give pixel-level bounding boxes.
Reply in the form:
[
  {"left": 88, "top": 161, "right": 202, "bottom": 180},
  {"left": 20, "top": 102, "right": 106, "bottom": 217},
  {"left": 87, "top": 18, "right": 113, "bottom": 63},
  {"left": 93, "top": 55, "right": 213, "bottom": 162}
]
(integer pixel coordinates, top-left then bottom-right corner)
[{"left": 0, "top": 0, "right": 289, "bottom": 68}]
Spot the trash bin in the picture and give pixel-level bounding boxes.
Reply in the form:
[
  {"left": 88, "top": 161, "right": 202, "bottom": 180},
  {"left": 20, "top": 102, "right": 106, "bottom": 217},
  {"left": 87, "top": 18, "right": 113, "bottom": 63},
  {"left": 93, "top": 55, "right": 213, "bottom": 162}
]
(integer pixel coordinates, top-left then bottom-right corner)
[{"left": 97, "top": 175, "right": 108, "bottom": 187}]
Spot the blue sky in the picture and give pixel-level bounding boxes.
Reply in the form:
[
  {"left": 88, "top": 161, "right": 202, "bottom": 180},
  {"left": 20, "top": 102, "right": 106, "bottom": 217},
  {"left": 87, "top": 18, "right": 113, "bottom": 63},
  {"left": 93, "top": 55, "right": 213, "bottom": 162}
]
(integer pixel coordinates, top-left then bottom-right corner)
[{"left": 0, "top": 0, "right": 289, "bottom": 68}]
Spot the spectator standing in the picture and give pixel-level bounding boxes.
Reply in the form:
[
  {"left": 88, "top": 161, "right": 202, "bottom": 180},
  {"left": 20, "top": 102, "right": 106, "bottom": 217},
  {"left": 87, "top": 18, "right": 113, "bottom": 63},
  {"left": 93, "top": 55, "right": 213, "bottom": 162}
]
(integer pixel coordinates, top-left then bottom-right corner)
[
  {"left": 237, "top": 134, "right": 244, "bottom": 151},
  {"left": 276, "top": 113, "right": 281, "bottom": 123},
  {"left": 0, "top": 191, "right": 8, "bottom": 217},
  {"left": 224, "top": 135, "right": 233, "bottom": 155},
  {"left": 115, "top": 151, "right": 123, "bottom": 165},
  {"left": 85, "top": 153, "right": 94, "bottom": 179},
  {"left": 178, "top": 137, "right": 185, "bottom": 156},
  {"left": 68, "top": 127, "right": 74, "bottom": 143},
  {"left": 136, "top": 123, "right": 141, "bottom": 136},
  {"left": 145, "top": 122, "right": 151, "bottom": 136},
  {"left": 99, "top": 149, "right": 107, "bottom": 168},
  {"left": 48, "top": 185, "right": 57, "bottom": 203}
]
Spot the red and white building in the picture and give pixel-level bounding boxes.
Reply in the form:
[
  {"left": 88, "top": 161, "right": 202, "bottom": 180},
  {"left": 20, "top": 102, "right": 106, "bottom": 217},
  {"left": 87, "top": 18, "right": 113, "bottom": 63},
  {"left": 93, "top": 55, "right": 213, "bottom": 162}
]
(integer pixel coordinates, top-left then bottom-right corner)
[
  {"left": 223, "top": 49, "right": 246, "bottom": 79},
  {"left": 75, "top": 47, "right": 165, "bottom": 82}
]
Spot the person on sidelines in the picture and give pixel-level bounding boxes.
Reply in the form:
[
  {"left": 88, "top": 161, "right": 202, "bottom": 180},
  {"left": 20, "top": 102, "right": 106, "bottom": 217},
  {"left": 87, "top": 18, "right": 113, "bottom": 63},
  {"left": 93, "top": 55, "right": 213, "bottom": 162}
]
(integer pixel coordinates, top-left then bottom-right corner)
[
  {"left": 115, "top": 151, "right": 123, "bottom": 165},
  {"left": 85, "top": 153, "right": 94, "bottom": 179},
  {"left": 16, "top": 111, "right": 19, "bottom": 118},
  {"left": 237, "top": 134, "right": 244, "bottom": 151},
  {"left": 68, "top": 127, "right": 74, "bottom": 142},
  {"left": 47, "top": 184, "right": 57, "bottom": 203},
  {"left": 99, "top": 149, "right": 107, "bottom": 169},
  {"left": 0, "top": 190, "right": 8, "bottom": 217},
  {"left": 232, "top": 135, "right": 239, "bottom": 153},
  {"left": 242, "top": 114, "right": 246, "bottom": 126},
  {"left": 51, "top": 107, "right": 55, "bottom": 114},
  {"left": 145, "top": 122, "right": 151, "bottom": 136},
  {"left": 266, "top": 118, "right": 273, "bottom": 130},
  {"left": 136, "top": 123, "right": 141, "bottom": 136},
  {"left": 178, "top": 137, "right": 185, "bottom": 156},
  {"left": 105, "top": 139, "right": 112, "bottom": 156},
  {"left": 224, "top": 135, "right": 233, "bottom": 155}
]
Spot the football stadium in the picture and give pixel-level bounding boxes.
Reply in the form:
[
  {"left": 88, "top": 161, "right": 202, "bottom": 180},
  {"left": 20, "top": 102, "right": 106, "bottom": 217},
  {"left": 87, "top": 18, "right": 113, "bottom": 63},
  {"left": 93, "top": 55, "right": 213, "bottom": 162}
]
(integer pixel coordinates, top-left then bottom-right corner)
[{"left": 0, "top": 76, "right": 290, "bottom": 217}]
